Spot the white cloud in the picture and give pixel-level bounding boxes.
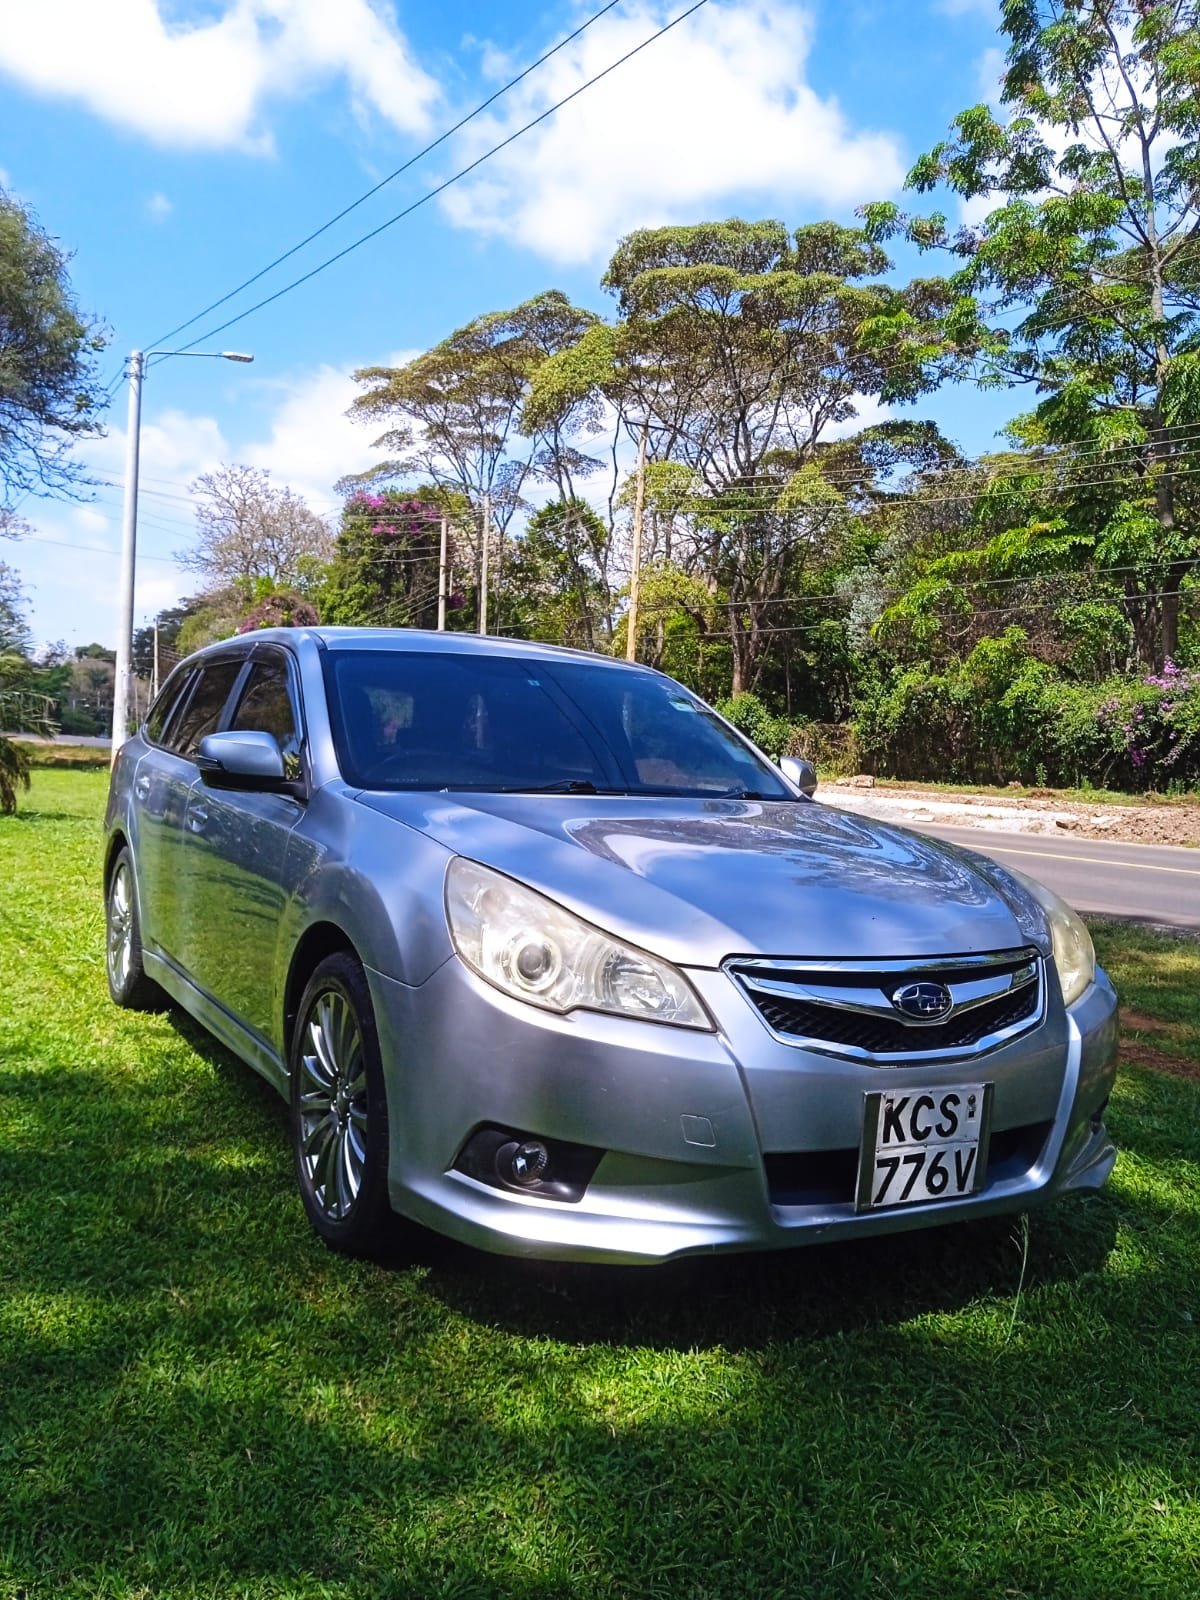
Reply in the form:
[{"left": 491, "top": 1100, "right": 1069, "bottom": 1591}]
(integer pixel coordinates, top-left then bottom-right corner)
[
  {"left": 0, "top": 0, "right": 438, "bottom": 151},
  {"left": 14, "top": 354, "right": 415, "bottom": 644},
  {"left": 243, "top": 350, "right": 419, "bottom": 512},
  {"left": 145, "top": 192, "right": 174, "bottom": 222},
  {"left": 439, "top": 1, "right": 906, "bottom": 264}
]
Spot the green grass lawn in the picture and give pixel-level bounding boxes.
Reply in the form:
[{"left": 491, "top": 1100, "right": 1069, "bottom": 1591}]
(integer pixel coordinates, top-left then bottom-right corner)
[{"left": 2, "top": 771, "right": 1198, "bottom": 1600}]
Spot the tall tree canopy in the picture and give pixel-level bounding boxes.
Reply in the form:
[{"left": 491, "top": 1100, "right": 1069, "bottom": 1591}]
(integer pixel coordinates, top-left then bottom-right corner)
[
  {"left": 180, "top": 464, "right": 332, "bottom": 590},
  {"left": 527, "top": 220, "right": 950, "bottom": 691},
  {"left": 347, "top": 291, "right": 600, "bottom": 529},
  {"left": 864, "top": 0, "right": 1200, "bottom": 665},
  {"left": 0, "top": 188, "right": 106, "bottom": 505}
]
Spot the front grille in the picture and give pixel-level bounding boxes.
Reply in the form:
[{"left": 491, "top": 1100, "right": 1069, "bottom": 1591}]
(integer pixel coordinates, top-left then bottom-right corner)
[
  {"left": 730, "top": 948, "right": 1044, "bottom": 1062},
  {"left": 754, "top": 982, "right": 1039, "bottom": 1055}
]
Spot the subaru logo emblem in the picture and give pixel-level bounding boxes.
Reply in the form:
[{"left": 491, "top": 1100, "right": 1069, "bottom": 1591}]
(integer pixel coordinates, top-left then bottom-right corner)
[{"left": 892, "top": 981, "right": 954, "bottom": 1020}]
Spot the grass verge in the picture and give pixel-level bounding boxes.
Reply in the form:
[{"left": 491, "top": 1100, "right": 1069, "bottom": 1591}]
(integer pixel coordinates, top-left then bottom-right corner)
[{"left": 1, "top": 771, "right": 1198, "bottom": 1600}]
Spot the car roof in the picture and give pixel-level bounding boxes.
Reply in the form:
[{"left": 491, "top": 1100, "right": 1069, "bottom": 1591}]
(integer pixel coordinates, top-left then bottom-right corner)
[{"left": 190, "top": 627, "right": 654, "bottom": 673}]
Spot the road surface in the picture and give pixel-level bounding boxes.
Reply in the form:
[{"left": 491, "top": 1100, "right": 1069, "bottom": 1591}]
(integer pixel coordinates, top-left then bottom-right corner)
[{"left": 919, "top": 824, "right": 1200, "bottom": 932}]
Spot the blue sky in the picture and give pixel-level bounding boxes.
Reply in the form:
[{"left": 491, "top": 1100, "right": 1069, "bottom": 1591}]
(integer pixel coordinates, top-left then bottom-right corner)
[{"left": 0, "top": 0, "right": 1012, "bottom": 648}]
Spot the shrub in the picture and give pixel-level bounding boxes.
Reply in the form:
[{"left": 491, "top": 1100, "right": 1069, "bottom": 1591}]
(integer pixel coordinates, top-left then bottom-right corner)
[
  {"left": 714, "top": 693, "right": 794, "bottom": 759},
  {"left": 853, "top": 635, "right": 1200, "bottom": 792}
]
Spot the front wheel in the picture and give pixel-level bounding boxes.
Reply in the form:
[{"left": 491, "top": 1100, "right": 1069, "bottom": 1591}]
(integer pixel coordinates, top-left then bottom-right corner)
[{"left": 290, "top": 952, "right": 393, "bottom": 1256}]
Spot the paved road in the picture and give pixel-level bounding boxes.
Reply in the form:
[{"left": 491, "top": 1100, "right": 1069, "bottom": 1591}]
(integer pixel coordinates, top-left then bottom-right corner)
[{"left": 919, "top": 824, "right": 1200, "bottom": 931}]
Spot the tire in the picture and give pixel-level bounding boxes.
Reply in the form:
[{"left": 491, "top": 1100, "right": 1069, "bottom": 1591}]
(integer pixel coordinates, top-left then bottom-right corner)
[
  {"left": 105, "top": 847, "right": 162, "bottom": 1010},
  {"left": 289, "top": 952, "right": 394, "bottom": 1256}
]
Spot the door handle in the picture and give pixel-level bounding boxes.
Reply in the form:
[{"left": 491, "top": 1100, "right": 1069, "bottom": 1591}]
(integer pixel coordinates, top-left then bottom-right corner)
[
  {"left": 134, "top": 775, "right": 151, "bottom": 801},
  {"left": 187, "top": 804, "right": 208, "bottom": 833}
]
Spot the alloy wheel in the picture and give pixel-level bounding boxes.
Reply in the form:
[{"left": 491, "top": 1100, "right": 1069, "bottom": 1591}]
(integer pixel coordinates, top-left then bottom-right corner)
[{"left": 296, "top": 989, "right": 369, "bottom": 1221}]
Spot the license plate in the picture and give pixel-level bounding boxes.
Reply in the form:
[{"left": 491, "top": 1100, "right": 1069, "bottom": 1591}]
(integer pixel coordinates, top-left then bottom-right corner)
[{"left": 856, "top": 1083, "right": 993, "bottom": 1211}]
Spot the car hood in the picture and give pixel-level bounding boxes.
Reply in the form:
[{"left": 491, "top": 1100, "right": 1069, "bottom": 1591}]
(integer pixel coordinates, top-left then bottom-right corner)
[{"left": 353, "top": 790, "right": 1043, "bottom": 968}]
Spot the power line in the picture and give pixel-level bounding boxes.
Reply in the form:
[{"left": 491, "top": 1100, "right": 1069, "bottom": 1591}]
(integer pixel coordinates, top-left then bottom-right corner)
[
  {"left": 166, "top": 1, "right": 710, "bottom": 356},
  {"left": 139, "top": 0, "right": 626, "bottom": 355}
]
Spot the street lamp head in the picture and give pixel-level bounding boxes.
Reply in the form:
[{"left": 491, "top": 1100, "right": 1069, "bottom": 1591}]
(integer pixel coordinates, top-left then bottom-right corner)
[{"left": 220, "top": 351, "right": 254, "bottom": 363}]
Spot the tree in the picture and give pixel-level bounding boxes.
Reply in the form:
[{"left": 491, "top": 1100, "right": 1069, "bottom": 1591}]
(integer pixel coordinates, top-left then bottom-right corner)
[
  {"left": 0, "top": 563, "right": 30, "bottom": 656},
  {"left": 504, "top": 500, "right": 611, "bottom": 649},
  {"left": 321, "top": 492, "right": 450, "bottom": 630},
  {"left": 526, "top": 221, "right": 951, "bottom": 692},
  {"left": 180, "top": 465, "right": 332, "bottom": 589},
  {"left": 0, "top": 188, "right": 106, "bottom": 505},
  {"left": 237, "top": 591, "right": 320, "bottom": 632},
  {"left": 347, "top": 291, "right": 601, "bottom": 624},
  {"left": 863, "top": 0, "right": 1200, "bottom": 665}
]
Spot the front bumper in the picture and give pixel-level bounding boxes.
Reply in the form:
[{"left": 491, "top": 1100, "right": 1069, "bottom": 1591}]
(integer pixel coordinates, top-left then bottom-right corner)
[{"left": 368, "top": 954, "right": 1119, "bottom": 1265}]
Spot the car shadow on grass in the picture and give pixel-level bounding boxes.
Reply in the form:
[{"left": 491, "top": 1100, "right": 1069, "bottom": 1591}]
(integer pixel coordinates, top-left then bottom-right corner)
[{"left": 412, "top": 1194, "right": 1121, "bottom": 1352}]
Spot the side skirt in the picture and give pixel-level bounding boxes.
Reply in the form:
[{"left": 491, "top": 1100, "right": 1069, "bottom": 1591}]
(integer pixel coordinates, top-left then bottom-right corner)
[{"left": 143, "top": 949, "right": 289, "bottom": 1099}]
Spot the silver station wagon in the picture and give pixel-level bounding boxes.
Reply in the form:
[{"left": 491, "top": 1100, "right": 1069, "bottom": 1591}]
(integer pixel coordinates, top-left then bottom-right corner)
[{"left": 104, "top": 628, "right": 1118, "bottom": 1263}]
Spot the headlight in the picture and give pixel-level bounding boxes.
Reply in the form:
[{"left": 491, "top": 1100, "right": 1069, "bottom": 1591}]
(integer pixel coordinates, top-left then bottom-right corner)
[
  {"left": 445, "top": 858, "right": 711, "bottom": 1029},
  {"left": 1014, "top": 871, "right": 1095, "bottom": 1007}
]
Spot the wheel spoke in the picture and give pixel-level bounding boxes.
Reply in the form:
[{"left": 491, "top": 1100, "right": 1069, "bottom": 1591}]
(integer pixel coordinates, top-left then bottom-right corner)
[
  {"left": 303, "top": 1026, "right": 335, "bottom": 1093},
  {"left": 313, "top": 1001, "right": 339, "bottom": 1083}
]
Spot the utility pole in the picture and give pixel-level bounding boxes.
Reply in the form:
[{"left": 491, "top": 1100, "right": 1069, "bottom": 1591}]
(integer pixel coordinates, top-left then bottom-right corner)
[
  {"left": 110, "top": 351, "right": 144, "bottom": 765},
  {"left": 479, "top": 491, "right": 491, "bottom": 635},
  {"left": 437, "top": 514, "right": 449, "bottom": 631},
  {"left": 625, "top": 421, "right": 648, "bottom": 662},
  {"left": 152, "top": 619, "right": 160, "bottom": 700}
]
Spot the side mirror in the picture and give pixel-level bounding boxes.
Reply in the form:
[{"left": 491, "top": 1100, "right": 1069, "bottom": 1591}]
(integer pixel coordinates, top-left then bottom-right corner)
[
  {"left": 780, "top": 755, "right": 818, "bottom": 797},
  {"left": 196, "top": 730, "right": 287, "bottom": 791}
]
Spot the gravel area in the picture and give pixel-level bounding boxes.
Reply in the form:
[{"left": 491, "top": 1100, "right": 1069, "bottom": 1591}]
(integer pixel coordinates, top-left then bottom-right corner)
[{"left": 823, "top": 780, "right": 1200, "bottom": 848}]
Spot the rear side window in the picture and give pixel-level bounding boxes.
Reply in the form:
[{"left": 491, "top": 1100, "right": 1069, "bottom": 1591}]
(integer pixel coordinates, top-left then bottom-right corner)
[
  {"left": 144, "top": 667, "right": 193, "bottom": 746},
  {"left": 229, "top": 655, "right": 302, "bottom": 777},
  {"left": 167, "top": 659, "right": 245, "bottom": 759}
]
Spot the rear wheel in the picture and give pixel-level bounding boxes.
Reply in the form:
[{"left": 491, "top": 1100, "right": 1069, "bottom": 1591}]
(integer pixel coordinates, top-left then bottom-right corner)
[
  {"left": 105, "top": 848, "right": 161, "bottom": 1009},
  {"left": 290, "top": 952, "right": 393, "bottom": 1255}
]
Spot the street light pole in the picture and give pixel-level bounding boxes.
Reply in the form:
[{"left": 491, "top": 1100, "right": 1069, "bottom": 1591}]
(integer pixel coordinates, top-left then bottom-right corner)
[
  {"left": 110, "top": 351, "right": 144, "bottom": 762},
  {"left": 109, "top": 347, "right": 253, "bottom": 764}
]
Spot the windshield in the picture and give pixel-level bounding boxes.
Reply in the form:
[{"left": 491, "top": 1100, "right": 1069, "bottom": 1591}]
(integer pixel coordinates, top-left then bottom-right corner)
[{"left": 324, "top": 650, "right": 792, "bottom": 799}]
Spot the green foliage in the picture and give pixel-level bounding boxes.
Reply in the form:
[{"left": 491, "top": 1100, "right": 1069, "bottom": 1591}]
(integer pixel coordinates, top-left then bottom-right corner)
[
  {"left": 321, "top": 492, "right": 446, "bottom": 631},
  {"left": 713, "top": 692, "right": 793, "bottom": 759},
  {"left": 864, "top": 0, "right": 1200, "bottom": 664},
  {"left": 236, "top": 590, "right": 320, "bottom": 633},
  {"left": 504, "top": 499, "right": 610, "bottom": 650},
  {"left": 0, "top": 187, "right": 106, "bottom": 502},
  {"left": 856, "top": 633, "right": 1200, "bottom": 791}
]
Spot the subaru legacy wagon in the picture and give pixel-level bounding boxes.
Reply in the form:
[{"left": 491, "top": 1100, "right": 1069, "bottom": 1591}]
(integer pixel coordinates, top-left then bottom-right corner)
[{"left": 104, "top": 629, "right": 1118, "bottom": 1262}]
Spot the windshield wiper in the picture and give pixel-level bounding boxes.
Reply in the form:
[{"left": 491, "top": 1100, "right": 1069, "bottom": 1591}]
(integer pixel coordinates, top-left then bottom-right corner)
[
  {"left": 494, "top": 779, "right": 605, "bottom": 794},
  {"left": 711, "top": 787, "right": 789, "bottom": 800}
]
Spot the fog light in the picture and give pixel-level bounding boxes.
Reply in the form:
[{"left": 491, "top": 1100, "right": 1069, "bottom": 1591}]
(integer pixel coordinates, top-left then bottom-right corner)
[
  {"left": 452, "top": 1125, "right": 604, "bottom": 1203},
  {"left": 508, "top": 1139, "right": 550, "bottom": 1184}
]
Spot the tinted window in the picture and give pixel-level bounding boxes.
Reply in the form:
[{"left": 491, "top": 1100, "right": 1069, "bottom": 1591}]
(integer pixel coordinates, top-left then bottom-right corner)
[
  {"left": 168, "top": 658, "right": 245, "bottom": 758},
  {"left": 144, "top": 667, "right": 193, "bottom": 746},
  {"left": 324, "top": 651, "right": 790, "bottom": 798},
  {"left": 229, "top": 656, "right": 302, "bottom": 778}
]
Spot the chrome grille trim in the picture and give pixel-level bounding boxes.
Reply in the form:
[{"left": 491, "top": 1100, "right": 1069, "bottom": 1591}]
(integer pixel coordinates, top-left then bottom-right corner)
[{"left": 726, "top": 947, "right": 1046, "bottom": 1063}]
